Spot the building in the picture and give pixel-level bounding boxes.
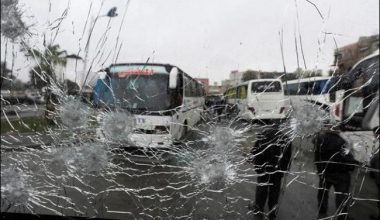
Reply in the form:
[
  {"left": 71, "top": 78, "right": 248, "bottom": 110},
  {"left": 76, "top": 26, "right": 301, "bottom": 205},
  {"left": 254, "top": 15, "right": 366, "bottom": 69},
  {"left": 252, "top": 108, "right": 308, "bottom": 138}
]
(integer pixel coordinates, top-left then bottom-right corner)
[
  {"left": 208, "top": 82, "right": 223, "bottom": 94},
  {"left": 56, "top": 54, "right": 84, "bottom": 85},
  {"left": 221, "top": 79, "right": 232, "bottom": 93},
  {"left": 333, "top": 34, "right": 379, "bottom": 74},
  {"left": 219, "top": 70, "right": 244, "bottom": 93},
  {"left": 229, "top": 70, "right": 244, "bottom": 86},
  {"left": 194, "top": 78, "right": 209, "bottom": 94}
]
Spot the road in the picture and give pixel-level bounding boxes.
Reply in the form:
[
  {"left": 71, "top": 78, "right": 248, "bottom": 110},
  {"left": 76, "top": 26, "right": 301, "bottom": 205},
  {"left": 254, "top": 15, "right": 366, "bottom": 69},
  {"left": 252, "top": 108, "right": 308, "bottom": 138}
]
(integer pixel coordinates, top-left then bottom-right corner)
[{"left": 1, "top": 118, "right": 378, "bottom": 220}]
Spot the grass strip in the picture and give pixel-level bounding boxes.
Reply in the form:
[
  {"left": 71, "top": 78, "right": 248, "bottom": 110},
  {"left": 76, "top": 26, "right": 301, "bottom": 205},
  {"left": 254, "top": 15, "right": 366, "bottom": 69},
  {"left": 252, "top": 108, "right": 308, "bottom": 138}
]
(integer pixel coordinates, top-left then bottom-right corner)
[{"left": 1, "top": 116, "right": 51, "bottom": 134}]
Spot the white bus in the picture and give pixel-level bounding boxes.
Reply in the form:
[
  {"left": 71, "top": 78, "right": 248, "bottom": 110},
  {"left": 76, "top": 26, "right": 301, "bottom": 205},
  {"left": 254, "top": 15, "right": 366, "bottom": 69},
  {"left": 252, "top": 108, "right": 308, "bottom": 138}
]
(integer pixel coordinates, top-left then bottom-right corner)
[
  {"left": 284, "top": 76, "right": 333, "bottom": 111},
  {"left": 225, "top": 79, "right": 289, "bottom": 121},
  {"left": 93, "top": 63, "right": 205, "bottom": 147},
  {"left": 326, "top": 49, "right": 379, "bottom": 165},
  {"left": 330, "top": 49, "right": 379, "bottom": 126}
]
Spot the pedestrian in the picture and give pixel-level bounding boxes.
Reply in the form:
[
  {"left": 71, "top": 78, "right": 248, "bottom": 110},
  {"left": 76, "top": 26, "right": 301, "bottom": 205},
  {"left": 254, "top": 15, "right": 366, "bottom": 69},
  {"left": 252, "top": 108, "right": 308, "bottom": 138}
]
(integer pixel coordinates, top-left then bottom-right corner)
[
  {"left": 248, "top": 125, "right": 292, "bottom": 220},
  {"left": 215, "top": 95, "right": 225, "bottom": 121},
  {"left": 313, "top": 130, "right": 358, "bottom": 220}
]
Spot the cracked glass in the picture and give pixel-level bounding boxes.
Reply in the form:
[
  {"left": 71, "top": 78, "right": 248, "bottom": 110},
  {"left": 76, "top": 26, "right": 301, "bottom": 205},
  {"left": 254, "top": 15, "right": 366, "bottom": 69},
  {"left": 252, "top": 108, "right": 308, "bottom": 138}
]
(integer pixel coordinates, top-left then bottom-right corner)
[{"left": 1, "top": 0, "right": 379, "bottom": 219}]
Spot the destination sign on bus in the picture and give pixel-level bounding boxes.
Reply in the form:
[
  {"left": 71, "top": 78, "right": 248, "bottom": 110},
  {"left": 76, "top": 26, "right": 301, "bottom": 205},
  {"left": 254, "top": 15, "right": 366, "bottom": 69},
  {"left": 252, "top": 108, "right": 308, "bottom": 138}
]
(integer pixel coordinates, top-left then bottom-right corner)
[{"left": 110, "top": 65, "right": 168, "bottom": 78}]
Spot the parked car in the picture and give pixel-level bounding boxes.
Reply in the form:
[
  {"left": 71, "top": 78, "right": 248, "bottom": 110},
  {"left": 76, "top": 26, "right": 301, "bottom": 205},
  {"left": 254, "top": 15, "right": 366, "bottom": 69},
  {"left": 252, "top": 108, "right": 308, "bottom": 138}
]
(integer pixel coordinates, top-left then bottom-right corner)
[
  {"left": 205, "top": 94, "right": 224, "bottom": 108},
  {"left": 25, "top": 92, "right": 45, "bottom": 104}
]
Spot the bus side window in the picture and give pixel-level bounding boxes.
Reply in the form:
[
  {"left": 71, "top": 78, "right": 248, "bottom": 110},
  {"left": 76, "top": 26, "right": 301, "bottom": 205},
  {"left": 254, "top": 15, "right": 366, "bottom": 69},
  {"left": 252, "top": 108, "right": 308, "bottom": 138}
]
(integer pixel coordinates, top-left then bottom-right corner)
[
  {"left": 290, "top": 83, "right": 298, "bottom": 95},
  {"left": 240, "top": 85, "right": 247, "bottom": 99},
  {"left": 299, "top": 82, "right": 308, "bottom": 95},
  {"left": 232, "top": 88, "right": 237, "bottom": 99},
  {"left": 312, "top": 81, "right": 322, "bottom": 95},
  {"left": 190, "top": 80, "right": 196, "bottom": 97},
  {"left": 184, "top": 76, "right": 191, "bottom": 97}
]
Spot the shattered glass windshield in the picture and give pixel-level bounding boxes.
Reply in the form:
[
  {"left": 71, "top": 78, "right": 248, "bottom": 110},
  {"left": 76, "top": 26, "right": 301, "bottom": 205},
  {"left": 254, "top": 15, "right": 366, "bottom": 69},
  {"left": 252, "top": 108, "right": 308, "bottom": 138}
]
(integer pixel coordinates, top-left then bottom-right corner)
[
  {"left": 99, "top": 74, "right": 174, "bottom": 111},
  {"left": 1, "top": 0, "right": 379, "bottom": 220}
]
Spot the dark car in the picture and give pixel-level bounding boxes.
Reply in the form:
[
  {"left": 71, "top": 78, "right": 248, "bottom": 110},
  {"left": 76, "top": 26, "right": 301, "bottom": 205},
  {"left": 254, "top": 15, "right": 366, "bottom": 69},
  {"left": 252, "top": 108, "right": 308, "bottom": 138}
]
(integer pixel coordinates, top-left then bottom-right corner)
[
  {"left": 204, "top": 94, "right": 225, "bottom": 121},
  {"left": 205, "top": 94, "right": 225, "bottom": 108}
]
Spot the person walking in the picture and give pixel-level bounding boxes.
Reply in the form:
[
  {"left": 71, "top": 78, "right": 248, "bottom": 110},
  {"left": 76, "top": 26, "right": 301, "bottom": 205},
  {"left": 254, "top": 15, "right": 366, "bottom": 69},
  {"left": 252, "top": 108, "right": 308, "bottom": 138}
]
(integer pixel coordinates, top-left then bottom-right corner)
[
  {"left": 313, "top": 130, "right": 358, "bottom": 220},
  {"left": 248, "top": 125, "right": 292, "bottom": 220}
]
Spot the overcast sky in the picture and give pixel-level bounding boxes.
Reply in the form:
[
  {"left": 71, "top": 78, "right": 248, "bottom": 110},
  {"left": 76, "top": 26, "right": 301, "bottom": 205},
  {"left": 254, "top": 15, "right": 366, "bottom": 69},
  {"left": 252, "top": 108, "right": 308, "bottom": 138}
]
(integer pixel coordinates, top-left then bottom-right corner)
[{"left": 1, "top": 0, "right": 379, "bottom": 85}]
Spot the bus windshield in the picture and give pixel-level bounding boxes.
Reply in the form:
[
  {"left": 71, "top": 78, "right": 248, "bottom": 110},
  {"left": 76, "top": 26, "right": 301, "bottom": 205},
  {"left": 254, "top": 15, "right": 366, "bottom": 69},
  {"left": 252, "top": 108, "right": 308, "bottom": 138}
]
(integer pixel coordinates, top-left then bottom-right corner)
[{"left": 96, "top": 74, "right": 181, "bottom": 112}]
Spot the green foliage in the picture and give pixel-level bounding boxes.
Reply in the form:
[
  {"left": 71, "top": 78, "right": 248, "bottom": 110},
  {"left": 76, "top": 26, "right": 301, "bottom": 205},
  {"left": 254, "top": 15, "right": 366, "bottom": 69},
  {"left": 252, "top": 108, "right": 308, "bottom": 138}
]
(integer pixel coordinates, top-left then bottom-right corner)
[
  {"left": 0, "top": 116, "right": 49, "bottom": 134},
  {"left": 280, "top": 73, "right": 299, "bottom": 82},
  {"left": 281, "top": 68, "right": 324, "bottom": 82},
  {"left": 27, "top": 44, "right": 68, "bottom": 90},
  {"left": 242, "top": 70, "right": 281, "bottom": 82},
  {"left": 242, "top": 70, "right": 259, "bottom": 82},
  {"left": 294, "top": 68, "right": 323, "bottom": 78},
  {"left": 63, "top": 79, "right": 80, "bottom": 95},
  {"left": 1, "top": 0, "right": 29, "bottom": 40}
]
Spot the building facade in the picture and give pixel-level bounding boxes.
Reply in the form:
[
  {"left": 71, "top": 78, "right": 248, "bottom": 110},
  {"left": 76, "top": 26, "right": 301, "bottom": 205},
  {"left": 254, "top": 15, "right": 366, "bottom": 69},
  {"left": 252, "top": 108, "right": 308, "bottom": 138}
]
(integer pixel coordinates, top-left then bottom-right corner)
[
  {"left": 194, "top": 78, "right": 209, "bottom": 94},
  {"left": 333, "top": 34, "right": 379, "bottom": 74},
  {"left": 229, "top": 70, "right": 244, "bottom": 86}
]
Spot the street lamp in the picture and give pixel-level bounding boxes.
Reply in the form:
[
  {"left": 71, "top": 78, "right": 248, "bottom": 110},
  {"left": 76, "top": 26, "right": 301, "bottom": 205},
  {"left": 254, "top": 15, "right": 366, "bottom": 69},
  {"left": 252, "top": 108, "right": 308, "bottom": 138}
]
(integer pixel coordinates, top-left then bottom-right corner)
[{"left": 81, "top": 7, "right": 118, "bottom": 89}]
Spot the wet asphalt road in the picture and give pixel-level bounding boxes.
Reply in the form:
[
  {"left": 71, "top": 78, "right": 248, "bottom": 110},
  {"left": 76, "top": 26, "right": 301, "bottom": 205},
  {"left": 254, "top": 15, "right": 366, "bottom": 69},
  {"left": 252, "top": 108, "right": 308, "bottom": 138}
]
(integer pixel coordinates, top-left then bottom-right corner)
[{"left": 1, "top": 117, "right": 378, "bottom": 220}]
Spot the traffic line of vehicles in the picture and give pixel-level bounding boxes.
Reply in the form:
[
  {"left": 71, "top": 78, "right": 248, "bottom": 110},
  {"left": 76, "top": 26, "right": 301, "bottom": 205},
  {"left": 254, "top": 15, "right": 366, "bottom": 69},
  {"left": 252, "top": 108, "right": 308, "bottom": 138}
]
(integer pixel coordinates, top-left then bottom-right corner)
[{"left": 90, "top": 49, "right": 378, "bottom": 172}]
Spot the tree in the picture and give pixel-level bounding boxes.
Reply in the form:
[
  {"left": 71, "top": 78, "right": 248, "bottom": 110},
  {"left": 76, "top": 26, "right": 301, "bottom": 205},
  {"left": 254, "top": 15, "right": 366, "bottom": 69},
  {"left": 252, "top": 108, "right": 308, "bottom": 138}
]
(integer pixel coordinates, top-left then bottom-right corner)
[
  {"left": 27, "top": 44, "right": 68, "bottom": 90},
  {"left": 261, "top": 72, "right": 277, "bottom": 79},
  {"left": 1, "top": 0, "right": 29, "bottom": 40},
  {"left": 9, "top": 79, "right": 26, "bottom": 90},
  {"left": 295, "top": 68, "right": 323, "bottom": 78},
  {"left": 26, "top": 44, "right": 68, "bottom": 123},
  {"left": 280, "top": 72, "right": 298, "bottom": 82},
  {"left": 63, "top": 79, "right": 80, "bottom": 95},
  {"left": 242, "top": 70, "right": 260, "bottom": 82},
  {"left": 28, "top": 65, "right": 47, "bottom": 90}
]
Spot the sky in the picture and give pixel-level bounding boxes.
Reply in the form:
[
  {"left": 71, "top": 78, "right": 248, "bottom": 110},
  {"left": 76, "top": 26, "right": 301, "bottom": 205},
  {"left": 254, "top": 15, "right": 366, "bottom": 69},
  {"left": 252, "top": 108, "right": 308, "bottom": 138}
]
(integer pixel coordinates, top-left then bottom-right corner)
[{"left": 1, "top": 0, "right": 379, "bottom": 85}]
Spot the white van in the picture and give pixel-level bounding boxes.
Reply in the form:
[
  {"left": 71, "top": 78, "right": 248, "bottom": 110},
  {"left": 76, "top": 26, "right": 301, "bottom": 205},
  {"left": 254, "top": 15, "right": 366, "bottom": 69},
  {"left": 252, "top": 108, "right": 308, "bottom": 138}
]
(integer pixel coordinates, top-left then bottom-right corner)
[{"left": 225, "top": 79, "right": 289, "bottom": 121}]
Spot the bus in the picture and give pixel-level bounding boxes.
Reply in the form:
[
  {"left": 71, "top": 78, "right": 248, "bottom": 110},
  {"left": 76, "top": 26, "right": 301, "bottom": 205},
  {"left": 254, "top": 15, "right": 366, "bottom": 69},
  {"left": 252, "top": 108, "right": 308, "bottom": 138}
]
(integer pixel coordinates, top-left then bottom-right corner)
[
  {"left": 284, "top": 76, "right": 333, "bottom": 111},
  {"left": 93, "top": 63, "right": 205, "bottom": 148},
  {"left": 328, "top": 49, "right": 379, "bottom": 166},
  {"left": 224, "top": 79, "right": 289, "bottom": 121},
  {"left": 331, "top": 49, "right": 379, "bottom": 130}
]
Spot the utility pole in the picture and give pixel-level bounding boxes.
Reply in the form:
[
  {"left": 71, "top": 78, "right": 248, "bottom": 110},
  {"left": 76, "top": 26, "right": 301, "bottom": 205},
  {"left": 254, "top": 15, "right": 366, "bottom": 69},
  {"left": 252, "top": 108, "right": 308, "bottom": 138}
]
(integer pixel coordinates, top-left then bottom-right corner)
[{"left": 81, "top": 7, "right": 118, "bottom": 89}]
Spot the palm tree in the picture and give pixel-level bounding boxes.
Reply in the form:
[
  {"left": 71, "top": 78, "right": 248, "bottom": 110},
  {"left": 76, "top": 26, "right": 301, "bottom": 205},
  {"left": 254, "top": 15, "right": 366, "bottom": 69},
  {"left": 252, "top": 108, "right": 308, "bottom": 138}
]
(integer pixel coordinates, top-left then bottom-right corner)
[
  {"left": 27, "top": 44, "right": 68, "bottom": 87},
  {"left": 26, "top": 44, "right": 68, "bottom": 123}
]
